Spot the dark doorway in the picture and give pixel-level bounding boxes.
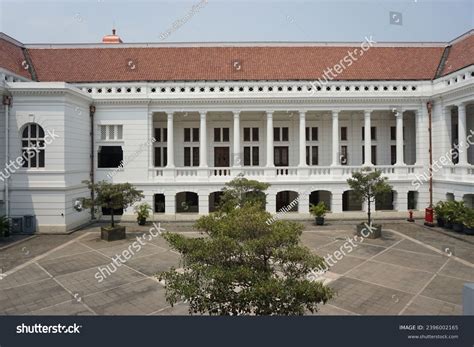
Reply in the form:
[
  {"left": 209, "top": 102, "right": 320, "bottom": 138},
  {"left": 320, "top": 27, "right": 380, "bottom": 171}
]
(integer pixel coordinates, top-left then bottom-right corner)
[
  {"left": 214, "top": 147, "right": 230, "bottom": 167},
  {"left": 274, "top": 146, "right": 289, "bottom": 166}
]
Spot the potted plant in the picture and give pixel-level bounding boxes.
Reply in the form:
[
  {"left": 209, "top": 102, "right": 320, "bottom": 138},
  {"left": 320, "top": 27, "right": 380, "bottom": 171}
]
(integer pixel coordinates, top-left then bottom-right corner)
[
  {"left": 443, "top": 201, "right": 456, "bottom": 229},
  {"left": 82, "top": 180, "right": 144, "bottom": 241},
  {"left": 134, "top": 202, "right": 152, "bottom": 225},
  {"left": 463, "top": 208, "right": 474, "bottom": 235},
  {"left": 310, "top": 202, "right": 328, "bottom": 226},
  {"left": 452, "top": 201, "right": 467, "bottom": 233},
  {"left": 347, "top": 168, "right": 392, "bottom": 239},
  {"left": 434, "top": 201, "right": 446, "bottom": 227},
  {"left": 0, "top": 215, "right": 9, "bottom": 238}
]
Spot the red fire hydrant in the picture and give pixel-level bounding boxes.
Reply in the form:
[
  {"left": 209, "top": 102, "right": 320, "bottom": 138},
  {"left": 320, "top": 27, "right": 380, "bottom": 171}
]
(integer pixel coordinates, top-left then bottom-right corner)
[{"left": 407, "top": 210, "right": 415, "bottom": 222}]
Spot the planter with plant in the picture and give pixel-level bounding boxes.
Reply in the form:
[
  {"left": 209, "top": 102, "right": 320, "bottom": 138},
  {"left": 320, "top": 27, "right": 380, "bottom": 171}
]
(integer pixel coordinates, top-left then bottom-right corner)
[
  {"left": 434, "top": 201, "right": 446, "bottom": 227},
  {"left": 347, "top": 168, "right": 392, "bottom": 239},
  {"left": 443, "top": 201, "right": 456, "bottom": 229},
  {"left": 134, "top": 202, "right": 152, "bottom": 225},
  {"left": 452, "top": 201, "right": 467, "bottom": 233},
  {"left": 463, "top": 208, "right": 474, "bottom": 235},
  {"left": 309, "top": 202, "right": 328, "bottom": 226},
  {"left": 0, "top": 215, "right": 9, "bottom": 238},
  {"left": 82, "top": 180, "right": 144, "bottom": 241}
]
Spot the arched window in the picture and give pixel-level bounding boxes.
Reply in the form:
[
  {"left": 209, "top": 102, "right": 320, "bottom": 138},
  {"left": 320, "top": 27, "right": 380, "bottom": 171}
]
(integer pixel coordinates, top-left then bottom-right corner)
[{"left": 21, "top": 123, "right": 45, "bottom": 168}]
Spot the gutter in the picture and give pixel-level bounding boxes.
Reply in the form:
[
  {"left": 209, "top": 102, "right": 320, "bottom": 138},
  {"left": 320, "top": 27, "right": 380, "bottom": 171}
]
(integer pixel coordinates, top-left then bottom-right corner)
[
  {"left": 89, "top": 105, "right": 96, "bottom": 220},
  {"left": 2, "top": 95, "right": 11, "bottom": 218}
]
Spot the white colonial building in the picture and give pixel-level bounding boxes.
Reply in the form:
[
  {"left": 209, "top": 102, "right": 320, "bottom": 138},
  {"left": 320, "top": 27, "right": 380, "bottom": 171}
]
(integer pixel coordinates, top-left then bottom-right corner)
[{"left": 0, "top": 29, "right": 473, "bottom": 232}]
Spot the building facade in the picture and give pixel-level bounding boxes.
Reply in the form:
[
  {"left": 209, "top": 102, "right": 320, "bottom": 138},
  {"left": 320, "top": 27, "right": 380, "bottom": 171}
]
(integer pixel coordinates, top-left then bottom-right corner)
[{"left": 0, "top": 30, "right": 473, "bottom": 232}]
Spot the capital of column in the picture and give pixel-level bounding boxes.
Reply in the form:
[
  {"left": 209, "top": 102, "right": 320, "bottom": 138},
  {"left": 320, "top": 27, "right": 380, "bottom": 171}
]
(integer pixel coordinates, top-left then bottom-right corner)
[
  {"left": 166, "top": 111, "right": 174, "bottom": 120},
  {"left": 266, "top": 110, "right": 274, "bottom": 118},
  {"left": 332, "top": 110, "right": 339, "bottom": 118},
  {"left": 364, "top": 109, "right": 372, "bottom": 118},
  {"left": 199, "top": 111, "right": 207, "bottom": 119},
  {"left": 233, "top": 110, "right": 240, "bottom": 118}
]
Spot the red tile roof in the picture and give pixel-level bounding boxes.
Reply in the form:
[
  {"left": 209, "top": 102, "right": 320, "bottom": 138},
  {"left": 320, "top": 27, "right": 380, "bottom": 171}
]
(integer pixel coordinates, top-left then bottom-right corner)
[
  {"left": 441, "top": 33, "right": 474, "bottom": 76},
  {"left": 27, "top": 45, "right": 445, "bottom": 83},
  {"left": 0, "top": 37, "right": 32, "bottom": 79},
  {"left": 1, "top": 31, "right": 473, "bottom": 83}
]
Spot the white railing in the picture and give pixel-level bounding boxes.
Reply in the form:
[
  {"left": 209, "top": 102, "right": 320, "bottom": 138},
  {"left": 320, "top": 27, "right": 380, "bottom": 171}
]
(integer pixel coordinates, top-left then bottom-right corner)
[
  {"left": 276, "top": 167, "right": 298, "bottom": 176},
  {"left": 241, "top": 168, "right": 265, "bottom": 176}
]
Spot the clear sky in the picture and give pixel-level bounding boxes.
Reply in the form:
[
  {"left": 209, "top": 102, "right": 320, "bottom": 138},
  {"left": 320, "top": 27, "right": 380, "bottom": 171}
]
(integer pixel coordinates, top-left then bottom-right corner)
[{"left": 0, "top": 0, "right": 473, "bottom": 44}]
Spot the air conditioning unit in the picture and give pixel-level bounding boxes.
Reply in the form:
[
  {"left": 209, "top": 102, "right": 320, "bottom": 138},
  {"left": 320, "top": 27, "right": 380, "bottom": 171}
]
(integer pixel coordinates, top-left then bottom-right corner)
[
  {"left": 23, "top": 215, "right": 36, "bottom": 234},
  {"left": 10, "top": 217, "right": 23, "bottom": 234}
]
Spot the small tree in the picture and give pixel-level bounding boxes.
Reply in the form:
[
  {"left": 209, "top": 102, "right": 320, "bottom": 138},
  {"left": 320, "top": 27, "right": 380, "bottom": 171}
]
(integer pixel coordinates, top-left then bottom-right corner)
[
  {"left": 346, "top": 168, "right": 392, "bottom": 225},
  {"left": 82, "top": 180, "right": 144, "bottom": 228},
  {"left": 219, "top": 174, "right": 270, "bottom": 212},
  {"left": 159, "top": 202, "right": 334, "bottom": 315}
]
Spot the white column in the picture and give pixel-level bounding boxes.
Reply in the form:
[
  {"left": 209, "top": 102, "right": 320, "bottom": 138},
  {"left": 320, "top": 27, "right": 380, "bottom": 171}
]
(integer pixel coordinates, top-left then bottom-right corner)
[
  {"left": 364, "top": 110, "right": 372, "bottom": 166},
  {"left": 395, "top": 109, "right": 405, "bottom": 166},
  {"left": 166, "top": 112, "right": 174, "bottom": 168},
  {"left": 199, "top": 111, "right": 207, "bottom": 168},
  {"left": 233, "top": 111, "right": 241, "bottom": 167},
  {"left": 298, "top": 111, "right": 307, "bottom": 167},
  {"left": 266, "top": 111, "right": 274, "bottom": 167},
  {"left": 415, "top": 107, "right": 426, "bottom": 166},
  {"left": 148, "top": 111, "right": 153, "bottom": 171},
  {"left": 457, "top": 103, "right": 468, "bottom": 166},
  {"left": 331, "top": 110, "right": 339, "bottom": 166}
]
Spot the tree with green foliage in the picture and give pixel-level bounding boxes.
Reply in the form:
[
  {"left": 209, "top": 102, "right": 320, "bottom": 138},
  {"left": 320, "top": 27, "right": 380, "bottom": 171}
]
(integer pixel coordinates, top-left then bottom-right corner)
[
  {"left": 0, "top": 215, "right": 9, "bottom": 237},
  {"left": 82, "top": 180, "right": 144, "bottom": 228},
  {"left": 159, "top": 202, "right": 334, "bottom": 315},
  {"left": 219, "top": 174, "right": 270, "bottom": 212},
  {"left": 346, "top": 168, "right": 392, "bottom": 225}
]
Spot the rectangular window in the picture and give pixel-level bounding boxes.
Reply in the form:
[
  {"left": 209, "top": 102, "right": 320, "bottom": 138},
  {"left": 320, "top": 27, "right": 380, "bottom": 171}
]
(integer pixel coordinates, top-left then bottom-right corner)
[
  {"left": 244, "top": 128, "right": 251, "bottom": 142},
  {"left": 154, "top": 147, "right": 167, "bottom": 167},
  {"left": 184, "top": 128, "right": 191, "bottom": 142},
  {"left": 282, "top": 127, "right": 289, "bottom": 141},
  {"left": 274, "top": 146, "right": 289, "bottom": 166},
  {"left": 391, "top": 145, "right": 396, "bottom": 165},
  {"left": 341, "top": 145, "right": 348, "bottom": 165},
  {"left": 390, "top": 126, "right": 396, "bottom": 141},
  {"left": 163, "top": 128, "right": 167, "bottom": 142},
  {"left": 184, "top": 147, "right": 191, "bottom": 166},
  {"left": 305, "top": 127, "right": 310, "bottom": 141},
  {"left": 340, "top": 127, "right": 347, "bottom": 141},
  {"left": 223, "top": 128, "right": 230, "bottom": 142},
  {"left": 306, "top": 146, "right": 310, "bottom": 165},
  {"left": 252, "top": 128, "right": 259, "bottom": 141},
  {"left": 371, "top": 145, "right": 377, "bottom": 165},
  {"left": 192, "top": 128, "right": 199, "bottom": 142},
  {"left": 98, "top": 146, "right": 123, "bottom": 168},
  {"left": 154, "top": 147, "right": 161, "bottom": 167},
  {"left": 243, "top": 146, "right": 259, "bottom": 166},
  {"left": 274, "top": 127, "right": 280, "bottom": 142},
  {"left": 154, "top": 128, "right": 161, "bottom": 142},
  {"left": 362, "top": 127, "right": 364, "bottom": 141},
  {"left": 371, "top": 127, "right": 377, "bottom": 141},
  {"left": 214, "top": 128, "right": 221, "bottom": 142},
  {"left": 192, "top": 147, "right": 200, "bottom": 166},
  {"left": 311, "top": 146, "right": 319, "bottom": 165},
  {"left": 311, "top": 127, "right": 318, "bottom": 141},
  {"left": 244, "top": 146, "right": 251, "bottom": 166},
  {"left": 252, "top": 146, "right": 259, "bottom": 166}
]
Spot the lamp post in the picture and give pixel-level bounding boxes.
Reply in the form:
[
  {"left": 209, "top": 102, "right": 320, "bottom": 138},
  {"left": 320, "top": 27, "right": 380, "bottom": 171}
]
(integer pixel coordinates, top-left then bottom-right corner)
[{"left": 424, "top": 101, "right": 435, "bottom": 227}]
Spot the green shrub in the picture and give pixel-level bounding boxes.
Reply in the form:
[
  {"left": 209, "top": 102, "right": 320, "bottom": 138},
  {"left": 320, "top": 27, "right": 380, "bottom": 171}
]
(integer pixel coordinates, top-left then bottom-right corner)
[
  {"left": 0, "top": 215, "right": 9, "bottom": 237},
  {"left": 309, "top": 202, "right": 328, "bottom": 218}
]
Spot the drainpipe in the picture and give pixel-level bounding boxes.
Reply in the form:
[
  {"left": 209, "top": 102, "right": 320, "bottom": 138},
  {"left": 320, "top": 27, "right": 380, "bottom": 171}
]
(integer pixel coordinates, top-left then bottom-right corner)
[
  {"left": 424, "top": 100, "right": 435, "bottom": 227},
  {"left": 3, "top": 95, "right": 11, "bottom": 219},
  {"left": 89, "top": 105, "right": 96, "bottom": 220}
]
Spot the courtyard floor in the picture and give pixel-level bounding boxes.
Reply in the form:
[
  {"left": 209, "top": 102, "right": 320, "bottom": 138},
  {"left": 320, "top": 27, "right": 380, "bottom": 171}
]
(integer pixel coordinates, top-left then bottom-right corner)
[{"left": 0, "top": 221, "right": 472, "bottom": 315}]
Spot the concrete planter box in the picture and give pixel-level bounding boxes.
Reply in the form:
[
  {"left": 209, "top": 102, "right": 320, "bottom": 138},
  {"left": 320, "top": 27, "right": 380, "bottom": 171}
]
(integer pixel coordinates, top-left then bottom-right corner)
[
  {"left": 355, "top": 223, "right": 382, "bottom": 239},
  {"left": 315, "top": 217, "right": 325, "bottom": 226},
  {"left": 101, "top": 225, "right": 126, "bottom": 241}
]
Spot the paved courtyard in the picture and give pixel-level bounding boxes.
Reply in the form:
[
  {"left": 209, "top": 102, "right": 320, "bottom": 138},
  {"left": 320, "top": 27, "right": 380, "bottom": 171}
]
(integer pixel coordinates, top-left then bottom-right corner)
[{"left": 0, "top": 221, "right": 472, "bottom": 315}]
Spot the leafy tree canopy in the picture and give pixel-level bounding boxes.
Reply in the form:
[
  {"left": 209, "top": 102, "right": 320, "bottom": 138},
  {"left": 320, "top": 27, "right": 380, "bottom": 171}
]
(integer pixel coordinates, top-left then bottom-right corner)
[{"left": 219, "top": 174, "right": 270, "bottom": 212}]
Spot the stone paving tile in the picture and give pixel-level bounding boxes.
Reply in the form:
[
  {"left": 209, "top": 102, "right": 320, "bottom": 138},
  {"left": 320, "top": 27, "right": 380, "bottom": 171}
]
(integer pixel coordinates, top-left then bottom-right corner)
[
  {"left": 438, "top": 259, "right": 474, "bottom": 282},
  {"left": 152, "top": 303, "right": 192, "bottom": 315},
  {"left": 126, "top": 251, "right": 181, "bottom": 277},
  {"left": 300, "top": 233, "right": 337, "bottom": 250},
  {"left": 372, "top": 248, "right": 447, "bottom": 273},
  {"left": 78, "top": 233, "right": 146, "bottom": 251},
  {"left": 97, "top": 241, "right": 167, "bottom": 259},
  {"left": 403, "top": 295, "right": 462, "bottom": 315},
  {"left": 324, "top": 255, "right": 366, "bottom": 275},
  {"left": 310, "top": 304, "right": 356, "bottom": 316},
  {"left": 346, "top": 260, "right": 434, "bottom": 294},
  {"left": 0, "top": 263, "right": 50, "bottom": 290},
  {"left": 83, "top": 279, "right": 168, "bottom": 315},
  {"left": 38, "top": 251, "right": 111, "bottom": 277},
  {"left": 392, "top": 239, "right": 440, "bottom": 256},
  {"left": 0, "top": 278, "right": 72, "bottom": 315},
  {"left": 29, "top": 301, "right": 94, "bottom": 316},
  {"left": 317, "top": 241, "right": 386, "bottom": 260},
  {"left": 328, "top": 277, "right": 413, "bottom": 315},
  {"left": 358, "top": 230, "right": 403, "bottom": 247},
  {"left": 420, "top": 275, "right": 466, "bottom": 305},
  {"left": 42, "top": 242, "right": 91, "bottom": 261},
  {"left": 55, "top": 264, "right": 147, "bottom": 296}
]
